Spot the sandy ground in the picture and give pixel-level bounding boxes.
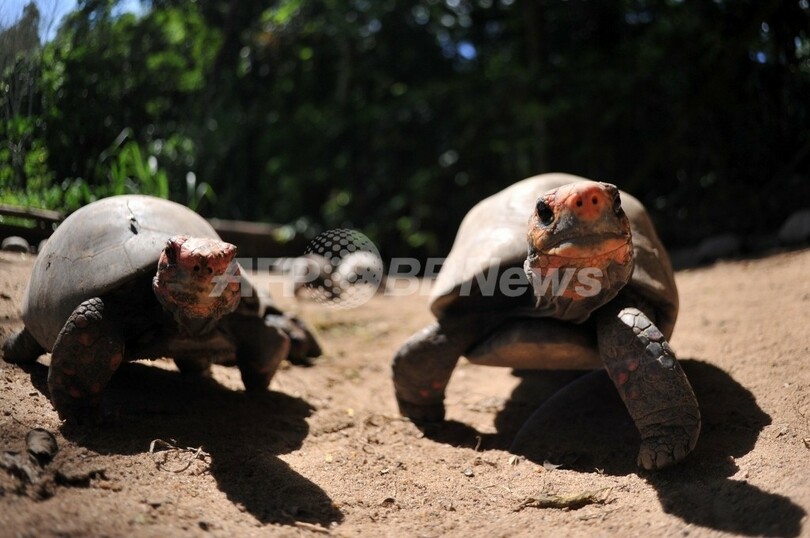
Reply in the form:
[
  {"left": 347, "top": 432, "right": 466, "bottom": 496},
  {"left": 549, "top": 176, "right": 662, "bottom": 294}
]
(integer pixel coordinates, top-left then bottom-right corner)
[{"left": 0, "top": 247, "right": 809, "bottom": 537}]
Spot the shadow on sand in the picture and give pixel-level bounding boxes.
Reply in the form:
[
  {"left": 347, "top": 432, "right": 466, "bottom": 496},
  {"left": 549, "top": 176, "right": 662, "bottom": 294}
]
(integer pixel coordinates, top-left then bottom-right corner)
[
  {"left": 20, "top": 360, "right": 343, "bottom": 529},
  {"left": 420, "top": 360, "right": 805, "bottom": 537}
]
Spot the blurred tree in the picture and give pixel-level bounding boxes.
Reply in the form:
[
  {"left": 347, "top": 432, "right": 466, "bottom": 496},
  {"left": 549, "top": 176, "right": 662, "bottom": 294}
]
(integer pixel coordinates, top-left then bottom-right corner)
[
  {"left": 40, "top": 0, "right": 220, "bottom": 190},
  {"left": 0, "top": 2, "right": 44, "bottom": 192}
]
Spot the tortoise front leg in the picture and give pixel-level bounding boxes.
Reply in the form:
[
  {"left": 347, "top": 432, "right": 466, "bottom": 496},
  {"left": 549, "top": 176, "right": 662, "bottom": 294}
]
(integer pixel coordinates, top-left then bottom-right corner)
[
  {"left": 49, "top": 297, "right": 125, "bottom": 423},
  {"left": 392, "top": 316, "right": 494, "bottom": 423},
  {"left": 597, "top": 298, "right": 700, "bottom": 470}
]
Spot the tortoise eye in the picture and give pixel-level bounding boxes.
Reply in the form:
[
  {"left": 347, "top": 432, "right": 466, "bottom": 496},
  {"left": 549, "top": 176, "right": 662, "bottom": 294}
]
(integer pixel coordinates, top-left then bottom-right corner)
[
  {"left": 164, "top": 243, "right": 177, "bottom": 265},
  {"left": 612, "top": 190, "right": 624, "bottom": 218},
  {"left": 536, "top": 200, "right": 554, "bottom": 225}
]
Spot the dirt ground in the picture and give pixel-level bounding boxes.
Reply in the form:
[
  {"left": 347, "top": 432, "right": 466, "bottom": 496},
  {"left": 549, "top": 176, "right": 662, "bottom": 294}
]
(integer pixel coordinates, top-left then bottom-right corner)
[{"left": 1, "top": 247, "right": 809, "bottom": 537}]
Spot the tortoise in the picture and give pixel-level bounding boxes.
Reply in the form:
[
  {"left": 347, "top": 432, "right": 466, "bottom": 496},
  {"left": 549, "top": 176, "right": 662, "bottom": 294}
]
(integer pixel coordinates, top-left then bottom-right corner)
[
  {"left": 392, "top": 173, "right": 700, "bottom": 470},
  {"left": 2, "top": 195, "right": 321, "bottom": 423}
]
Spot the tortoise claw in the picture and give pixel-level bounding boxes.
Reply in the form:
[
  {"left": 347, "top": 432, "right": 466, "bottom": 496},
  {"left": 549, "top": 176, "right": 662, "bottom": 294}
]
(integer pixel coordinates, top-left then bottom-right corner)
[
  {"left": 637, "top": 423, "right": 699, "bottom": 470},
  {"left": 637, "top": 440, "right": 690, "bottom": 470}
]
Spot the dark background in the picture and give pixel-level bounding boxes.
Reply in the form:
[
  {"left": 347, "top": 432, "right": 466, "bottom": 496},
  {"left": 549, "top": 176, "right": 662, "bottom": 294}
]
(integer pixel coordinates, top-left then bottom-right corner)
[{"left": 2, "top": 0, "right": 809, "bottom": 259}]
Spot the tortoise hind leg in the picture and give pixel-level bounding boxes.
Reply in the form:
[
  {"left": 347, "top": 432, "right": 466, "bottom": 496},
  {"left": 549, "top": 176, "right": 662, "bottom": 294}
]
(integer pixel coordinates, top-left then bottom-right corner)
[
  {"left": 227, "top": 313, "right": 289, "bottom": 391},
  {"left": 49, "top": 297, "right": 125, "bottom": 423},
  {"left": 2, "top": 327, "right": 45, "bottom": 364},
  {"left": 597, "top": 297, "right": 700, "bottom": 470},
  {"left": 262, "top": 309, "right": 322, "bottom": 366}
]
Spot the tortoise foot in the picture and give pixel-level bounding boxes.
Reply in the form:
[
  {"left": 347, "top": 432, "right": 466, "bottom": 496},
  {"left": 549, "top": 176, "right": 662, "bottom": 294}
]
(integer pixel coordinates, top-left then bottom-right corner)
[
  {"left": 396, "top": 396, "right": 445, "bottom": 424},
  {"left": 637, "top": 424, "right": 699, "bottom": 470}
]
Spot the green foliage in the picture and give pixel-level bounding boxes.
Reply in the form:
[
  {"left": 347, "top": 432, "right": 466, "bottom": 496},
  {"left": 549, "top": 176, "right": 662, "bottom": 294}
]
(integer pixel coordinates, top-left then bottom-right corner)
[
  {"left": 0, "top": 115, "right": 59, "bottom": 209},
  {"left": 38, "top": 3, "right": 220, "bottom": 185},
  {"left": 100, "top": 131, "right": 169, "bottom": 199}
]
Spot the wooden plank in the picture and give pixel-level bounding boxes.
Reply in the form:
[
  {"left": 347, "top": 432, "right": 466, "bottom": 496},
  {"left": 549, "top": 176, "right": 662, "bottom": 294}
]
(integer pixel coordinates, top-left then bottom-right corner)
[
  {"left": 208, "top": 218, "right": 309, "bottom": 259},
  {"left": 0, "top": 204, "right": 63, "bottom": 223}
]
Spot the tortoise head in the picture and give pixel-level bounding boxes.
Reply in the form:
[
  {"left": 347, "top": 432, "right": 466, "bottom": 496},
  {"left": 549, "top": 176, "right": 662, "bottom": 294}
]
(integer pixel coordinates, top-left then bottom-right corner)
[
  {"left": 524, "top": 181, "right": 634, "bottom": 322},
  {"left": 152, "top": 236, "right": 241, "bottom": 335}
]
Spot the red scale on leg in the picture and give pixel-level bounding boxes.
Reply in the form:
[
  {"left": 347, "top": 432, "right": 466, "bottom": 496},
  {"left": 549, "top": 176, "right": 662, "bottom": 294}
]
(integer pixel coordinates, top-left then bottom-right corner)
[
  {"left": 78, "top": 331, "right": 95, "bottom": 347},
  {"left": 49, "top": 296, "right": 125, "bottom": 422}
]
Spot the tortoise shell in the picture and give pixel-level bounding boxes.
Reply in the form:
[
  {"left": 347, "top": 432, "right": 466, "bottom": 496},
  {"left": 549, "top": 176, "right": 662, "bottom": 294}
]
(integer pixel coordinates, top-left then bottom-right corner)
[
  {"left": 21, "top": 195, "right": 240, "bottom": 350},
  {"left": 430, "top": 173, "right": 678, "bottom": 338}
]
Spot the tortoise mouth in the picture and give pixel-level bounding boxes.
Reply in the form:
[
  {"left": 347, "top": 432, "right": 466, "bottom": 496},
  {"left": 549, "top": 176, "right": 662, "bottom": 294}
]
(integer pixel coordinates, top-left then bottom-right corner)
[{"left": 538, "top": 232, "right": 631, "bottom": 261}]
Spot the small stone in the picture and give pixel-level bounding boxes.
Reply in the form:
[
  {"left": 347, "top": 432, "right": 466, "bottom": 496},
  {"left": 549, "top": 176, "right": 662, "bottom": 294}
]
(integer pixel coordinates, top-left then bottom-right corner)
[
  {"left": 696, "top": 233, "right": 742, "bottom": 262},
  {"left": 778, "top": 209, "right": 810, "bottom": 245},
  {"left": 25, "top": 428, "right": 58, "bottom": 465},
  {"left": 1, "top": 236, "right": 30, "bottom": 253}
]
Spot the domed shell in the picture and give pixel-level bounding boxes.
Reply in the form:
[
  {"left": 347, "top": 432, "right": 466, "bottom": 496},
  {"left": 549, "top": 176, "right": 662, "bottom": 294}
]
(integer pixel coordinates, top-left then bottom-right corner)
[
  {"left": 22, "top": 195, "right": 223, "bottom": 350},
  {"left": 430, "top": 173, "right": 679, "bottom": 338}
]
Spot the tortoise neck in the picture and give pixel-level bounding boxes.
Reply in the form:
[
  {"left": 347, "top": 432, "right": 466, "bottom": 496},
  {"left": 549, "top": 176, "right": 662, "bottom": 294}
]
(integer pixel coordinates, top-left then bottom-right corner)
[{"left": 523, "top": 255, "right": 635, "bottom": 323}]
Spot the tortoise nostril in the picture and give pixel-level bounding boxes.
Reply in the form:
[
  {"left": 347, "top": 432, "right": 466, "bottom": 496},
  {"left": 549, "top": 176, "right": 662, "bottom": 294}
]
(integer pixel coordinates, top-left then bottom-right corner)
[
  {"left": 576, "top": 198, "right": 583, "bottom": 207},
  {"left": 193, "top": 265, "right": 201, "bottom": 272},
  {"left": 592, "top": 196, "right": 598, "bottom": 205},
  {"left": 207, "top": 267, "right": 213, "bottom": 275}
]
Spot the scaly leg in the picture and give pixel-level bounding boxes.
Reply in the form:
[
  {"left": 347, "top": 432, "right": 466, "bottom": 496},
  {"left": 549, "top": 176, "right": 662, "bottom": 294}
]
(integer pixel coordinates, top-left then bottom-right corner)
[
  {"left": 49, "top": 297, "right": 125, "bottom": 423},
  {"left": 597, "top": 297, "right": 700, "bottom": 470},
  {"left": 392, "top": 316, "right": 494, "bottom": 423}
]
